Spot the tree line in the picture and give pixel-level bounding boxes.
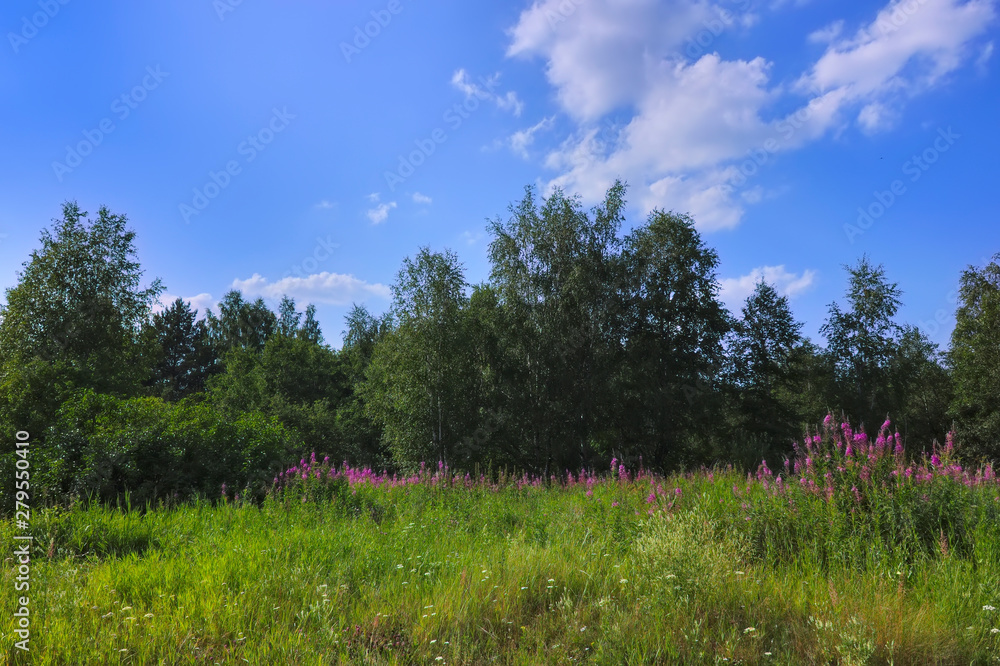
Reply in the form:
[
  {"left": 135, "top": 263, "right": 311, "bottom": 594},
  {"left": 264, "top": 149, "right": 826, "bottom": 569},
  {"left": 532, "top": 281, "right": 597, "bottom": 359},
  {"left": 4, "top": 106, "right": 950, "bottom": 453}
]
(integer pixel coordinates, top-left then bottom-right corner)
[{"left": 1, "top": 185, "right": 997, "bottom": 509}]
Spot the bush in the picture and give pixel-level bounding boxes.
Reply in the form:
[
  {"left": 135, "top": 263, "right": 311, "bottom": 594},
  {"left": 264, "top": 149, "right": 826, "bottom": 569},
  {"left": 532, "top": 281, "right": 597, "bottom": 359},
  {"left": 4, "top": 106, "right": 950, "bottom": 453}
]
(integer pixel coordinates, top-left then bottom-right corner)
[{"left": 29, "top": 389, "right": 299, "bottom": 508}]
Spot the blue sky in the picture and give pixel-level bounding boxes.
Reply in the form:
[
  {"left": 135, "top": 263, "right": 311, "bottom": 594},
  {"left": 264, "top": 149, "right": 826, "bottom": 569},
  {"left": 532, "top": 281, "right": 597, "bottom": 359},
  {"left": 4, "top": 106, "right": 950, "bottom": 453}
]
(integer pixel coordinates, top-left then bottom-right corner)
[{"left": 1, "top": 0, "right": 997, "bottom": 350}]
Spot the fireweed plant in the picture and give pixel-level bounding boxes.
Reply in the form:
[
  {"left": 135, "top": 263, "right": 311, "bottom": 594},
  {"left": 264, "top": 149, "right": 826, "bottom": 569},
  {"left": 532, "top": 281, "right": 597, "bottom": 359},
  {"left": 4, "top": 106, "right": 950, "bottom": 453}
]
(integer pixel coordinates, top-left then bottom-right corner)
[{"left": 5, "top": 416, "right": 1000, "bottom": 663}]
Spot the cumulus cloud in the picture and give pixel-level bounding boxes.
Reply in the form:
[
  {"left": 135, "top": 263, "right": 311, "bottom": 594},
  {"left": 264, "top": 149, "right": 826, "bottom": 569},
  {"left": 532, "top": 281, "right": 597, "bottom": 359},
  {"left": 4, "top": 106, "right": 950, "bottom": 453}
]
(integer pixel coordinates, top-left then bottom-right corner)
[
  {"left": 366, "top": 193, "right": 397, "bottom": 224},
  {"left": 808, "top": 20, "right": 845, "bottom": 44},
  {"left": 719, "top": 265, "right": 817, "bottom": 311},
  {"left": 232, "top": 273, "right": 390, "bottom": 306},
  {"left": 451, "top": 69, "right": 525, "bottom": 116},
  {"left": 509, "top": 116, "right": 556, "bottom": 158},
  {"left": 506, "top": 0, "right": 996, "bottom": 230},
  {"left": 412, "top": 192, "right": 433, "bottom": 205},
  {"left": 154, "top": 293, "right": 216, "bottom": 318}
]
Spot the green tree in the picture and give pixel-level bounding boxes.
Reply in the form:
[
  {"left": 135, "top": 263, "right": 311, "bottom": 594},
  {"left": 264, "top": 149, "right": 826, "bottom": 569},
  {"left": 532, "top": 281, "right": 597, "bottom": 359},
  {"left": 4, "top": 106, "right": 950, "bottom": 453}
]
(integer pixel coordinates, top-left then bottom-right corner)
[
  {"left": 205, "top": 290, "right": 276, "bottom": 355},
  {"left": 208, "top": 333, "right": 347, "bottom": 460},
  {"left": 615, "top": 209, "right": 732, "bottom": 469},
  {"left": 0, "top": 202, "right": 162, "bottom": 436},
  {"left": 143, "top": 298, "right": 218, "bottom": 401},
  {"left": 949, "top": 254, "right": 1000, "bottom": 460},
  {"left": 487, "top": 183, "right": 625, "bottom": 474},
  {"left": 362, "top": 248, "right": 473, "bottom": 468},
  {"left": 888, "top": 325, "right": 952, "bottom": 450},
  {"left": 725, "top": 281, "right": 803, "bottom": 463},
  {"left": 337, "top": 304, "right": 392, "bottom": 468},
  {"left": 820, "top": 256, "right": 903, "bottom": 431}
]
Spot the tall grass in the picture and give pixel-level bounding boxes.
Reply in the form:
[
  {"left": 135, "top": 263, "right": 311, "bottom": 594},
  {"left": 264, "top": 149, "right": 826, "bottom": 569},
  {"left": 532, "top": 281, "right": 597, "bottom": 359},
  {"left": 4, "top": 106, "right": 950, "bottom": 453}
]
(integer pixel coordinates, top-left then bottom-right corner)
[{"left": 3, "top": 418, "right": 1000, "bottom": 664}]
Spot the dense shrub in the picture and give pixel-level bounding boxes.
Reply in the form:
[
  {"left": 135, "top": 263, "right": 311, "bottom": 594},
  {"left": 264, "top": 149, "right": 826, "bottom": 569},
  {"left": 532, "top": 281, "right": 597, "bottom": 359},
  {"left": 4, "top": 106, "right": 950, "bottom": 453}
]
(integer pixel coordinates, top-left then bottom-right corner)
[{"left": 34, "top": 389, "right": 299, "bottom": 507}]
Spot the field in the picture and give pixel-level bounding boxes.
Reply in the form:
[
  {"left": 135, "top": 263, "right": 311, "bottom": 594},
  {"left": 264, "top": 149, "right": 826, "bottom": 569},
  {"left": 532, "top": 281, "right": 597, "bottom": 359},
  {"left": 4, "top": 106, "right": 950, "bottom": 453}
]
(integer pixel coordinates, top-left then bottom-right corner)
[{"left": 3, "top": 421, "right": 1000, "bottom": 665}]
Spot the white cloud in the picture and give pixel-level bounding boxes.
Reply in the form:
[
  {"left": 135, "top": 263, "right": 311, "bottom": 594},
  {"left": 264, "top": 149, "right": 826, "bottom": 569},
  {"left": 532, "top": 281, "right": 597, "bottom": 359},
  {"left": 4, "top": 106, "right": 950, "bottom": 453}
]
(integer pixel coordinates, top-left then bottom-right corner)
[
  {"left": 507, "top": 0, "right": 996, "bottom": 231},
  {"left": 451, "top": 69, "right": 524, "bottom": 116},
  {"left": 367, "top": 192, "right": 381, "bottom": 203},
  {"left": 412, "top": 192, "right": 433, "bottom": 205},
  {"left": 232, "top": 273, "right": 390, "bottom": 306},
  {"left": 154, "top": 292, "right": 215, "bottom": 318},
  {"left": 808, "top": 20, "right": 845, "bottom": 44},
  {"left": 719, "top": 265, "right": 817, "bottom": 311},
  {"left": 314, "top": 200, "right": 335, "bottom": 209},
  {"left": 799, "top": 0, "right": 996, "bottom": 100},
  {"left": 509, "top": 116, "right": 556, "bottom": 158},
  {"left": 367, "top": 201, "right": 397, "bottom": 225},
  {"left": 977, "top": 40, "right": 994, "bottom": 73},
  {"left": 460, "top": 231, "right": 484, "bottom": 245}
]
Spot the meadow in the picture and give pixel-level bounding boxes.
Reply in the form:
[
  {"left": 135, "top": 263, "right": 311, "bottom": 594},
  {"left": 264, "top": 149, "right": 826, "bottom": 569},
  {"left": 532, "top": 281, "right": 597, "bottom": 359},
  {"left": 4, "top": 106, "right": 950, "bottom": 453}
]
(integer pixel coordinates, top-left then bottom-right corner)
[{"left": 3, "top": 418, "right": 1000, "bottom": 665}]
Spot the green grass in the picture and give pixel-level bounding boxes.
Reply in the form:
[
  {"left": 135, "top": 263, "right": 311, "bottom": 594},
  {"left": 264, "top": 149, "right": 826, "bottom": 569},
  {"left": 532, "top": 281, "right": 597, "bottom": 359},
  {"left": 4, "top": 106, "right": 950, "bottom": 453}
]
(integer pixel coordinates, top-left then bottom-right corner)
[{"left": 3, "top": 462, "right": 1000, "bottom": 665}]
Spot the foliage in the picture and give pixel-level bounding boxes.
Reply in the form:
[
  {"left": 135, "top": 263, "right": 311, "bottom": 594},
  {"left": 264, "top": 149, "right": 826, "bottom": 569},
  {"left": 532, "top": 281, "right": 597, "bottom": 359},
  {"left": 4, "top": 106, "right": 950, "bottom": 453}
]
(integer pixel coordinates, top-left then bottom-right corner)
[
  {"left": 0, "top": 202, "right": 162, "bottom": 436},
  {"left": 9, "top": 419, "right": 1000, "bottom": 663},
  {"left": 362, "top": 248, "right": 476, "bottom": 469},
  {"left": 208, "top": 331, "right": 349, "bottom": 460},
  {"left": 142, "top": 297, "right": 218, "bottom": 401},
  {"left": 35, "top": 389, "right": 298, "bottom": 507},
  {"left": 950, "top": 254, "right": 1000, "bottom": 460}
]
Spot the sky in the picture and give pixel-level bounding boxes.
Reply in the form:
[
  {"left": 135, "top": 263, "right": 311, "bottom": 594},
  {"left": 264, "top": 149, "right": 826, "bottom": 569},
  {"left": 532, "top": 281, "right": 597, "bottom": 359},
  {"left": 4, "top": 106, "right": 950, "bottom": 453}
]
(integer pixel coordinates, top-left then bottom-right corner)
[{"left": 0, "top": 0, "right": 997, "bottom": 350}]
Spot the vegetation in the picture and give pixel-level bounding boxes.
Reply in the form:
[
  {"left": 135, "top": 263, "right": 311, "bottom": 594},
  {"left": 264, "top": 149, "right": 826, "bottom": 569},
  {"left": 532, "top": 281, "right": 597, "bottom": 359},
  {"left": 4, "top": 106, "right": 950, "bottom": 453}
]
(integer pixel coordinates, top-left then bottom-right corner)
[
  {"left": 3, "top": 419, "right": 1000, "bottom": 663},
  {"left": 0, "top": 188, "right": 997, "bottom": 661}
]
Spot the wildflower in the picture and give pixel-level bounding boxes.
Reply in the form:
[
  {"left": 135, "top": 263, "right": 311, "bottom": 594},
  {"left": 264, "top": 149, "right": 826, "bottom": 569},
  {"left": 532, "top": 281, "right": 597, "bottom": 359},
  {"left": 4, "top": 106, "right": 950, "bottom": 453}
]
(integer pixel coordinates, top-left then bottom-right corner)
[
  {"left": 612, "top": 501, "right": 619, "bottom": 507},
  {"left": 993, "top": 628, "right": 1000, "bottom": 634},
  {"left": 824, "top": 414, "right": 832, "bottom": 425},
  {"left": 646, "top": 492, "right": 656, "bottom": 503},
  {"left": 984, "top": 605, "right": 996, "bottom": 611},
  {"left": 931, "top": 454, "right": 941, "bottom": 467}
]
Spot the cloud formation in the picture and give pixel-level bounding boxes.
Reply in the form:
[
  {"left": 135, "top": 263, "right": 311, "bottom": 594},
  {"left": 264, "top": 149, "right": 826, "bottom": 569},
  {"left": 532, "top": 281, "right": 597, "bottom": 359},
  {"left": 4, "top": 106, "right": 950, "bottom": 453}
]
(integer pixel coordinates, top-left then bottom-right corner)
[
  {"left": 231, "top": 273, "right": 391, "bottom": 306},
  {"left": 507, "top": 0, "right": 996, "bottom": 230}
]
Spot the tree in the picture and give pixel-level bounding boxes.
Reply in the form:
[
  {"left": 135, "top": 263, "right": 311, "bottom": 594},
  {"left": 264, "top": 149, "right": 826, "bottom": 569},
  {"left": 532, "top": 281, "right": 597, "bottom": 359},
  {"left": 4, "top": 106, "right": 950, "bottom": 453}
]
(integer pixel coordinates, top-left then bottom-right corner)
[
  {"left": 949, "top": 254, "right": 1000, "bottom": 460},
  {"left": 277, "top": 296, "right": 301, "bottom": 337},
  {"left": 208, "top": 333, "right": 348, "bottom": 459},
  {"left": 820, "top": 256, "right": 903, "bottom": 431},
  {"left": 889, "top": 325, "right": 952, "bottom": 450},
  {"left": 725, "top": 281, "right": 803, "bottom": 462},
  {"left": 0, "top": 202, "right": 162, "bottom": 435},
  {"left": 487, "top": 183, "right": 626, "bottom": 474},
  {"left": 362, "top": 248, "right": 474, "bottom": 468},
  {"left": 204, "top": 290, "right": 276, "bottom": 355},
  {"left": 337, "top": 304, "right": 392, "bottom": 468},
  {"left": 143, "top": 298, "right": 218, "bottom": 401},
  {"left": 299, "top": 304, "right": 323, "bottom": 345},
  {"left": 615, "top": 209, "right": 732, "bottom": 469}
]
